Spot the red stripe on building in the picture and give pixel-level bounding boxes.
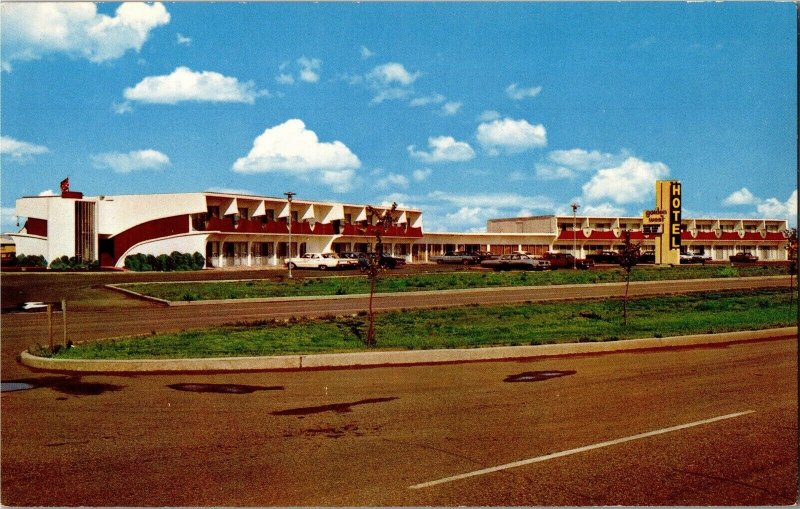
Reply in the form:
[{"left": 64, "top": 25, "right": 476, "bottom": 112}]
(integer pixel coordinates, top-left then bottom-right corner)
[{"left": 23, "top": 218, "right": 47, "bottom": 237}]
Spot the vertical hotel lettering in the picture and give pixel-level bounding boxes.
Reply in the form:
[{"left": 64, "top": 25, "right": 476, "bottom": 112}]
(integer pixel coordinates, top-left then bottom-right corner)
[{"left": 669, "top": 181, "right": 681, "bottom": 249}]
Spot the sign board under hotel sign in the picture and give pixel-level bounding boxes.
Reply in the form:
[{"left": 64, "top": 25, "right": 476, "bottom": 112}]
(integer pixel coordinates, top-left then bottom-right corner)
[{"left": 643, "top": 209, "right": 666, "bottom": 223}]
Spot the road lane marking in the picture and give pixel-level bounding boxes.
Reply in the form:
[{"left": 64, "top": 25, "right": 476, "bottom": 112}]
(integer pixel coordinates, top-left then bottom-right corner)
[{"left": 409, "top": 410, "right": 755, "bottom": 490}]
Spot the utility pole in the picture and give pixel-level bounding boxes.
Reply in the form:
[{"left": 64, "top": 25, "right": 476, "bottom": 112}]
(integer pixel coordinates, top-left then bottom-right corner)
[
  {"left": 571, "top": 202, "right": 580, "bottom": 269},
  {"left": 284, "top": 192, "right": 295, "bottom": 278}
]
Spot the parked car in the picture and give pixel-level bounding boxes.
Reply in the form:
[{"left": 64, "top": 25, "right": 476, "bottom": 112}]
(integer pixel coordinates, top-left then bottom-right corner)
[
  {"left": 338, "top": 251, "right": 369, "bottom": 271},
  {"left": 285, "top": 252, "right": 357, "bottom": 270},
  {"left": 541, "top": 252, "right": 594, "bottom": 270},
  {"left": 339, "top": 251, "right": 406, "bottom": 270},
  {"left": 480, "top": 253, "right": 551, "bottom": 271},
  {"left": 639, "top": 251, "right": 656, "bottom": 264},
  {"left": 469, "top": 251, "right": 497, "bottom": 261},
  {"left": 729, "top": 252, "right": 758, "bottom": 263},
  {"left": 585, "top": 250, "right": 621, "bottom": 264},
  {"left": 430, "top": 251, "right": 481, "bottom": 265},
  {"left": 365, "top": 252, "right": 406, "bottom": 269},
  {"left": 680, "top": 252, "right": 707, "bottom": 264}
]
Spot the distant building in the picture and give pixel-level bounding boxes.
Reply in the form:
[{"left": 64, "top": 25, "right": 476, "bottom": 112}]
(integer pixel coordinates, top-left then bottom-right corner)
[
  {"left": 10, "top": 190, "right": 422, "bottom": 268},
  {"left": 10, "top": 187, "right": 790, "bottom": 268},
  {"left": 0, "top": 234, "right": 16, "bottom": 265}
]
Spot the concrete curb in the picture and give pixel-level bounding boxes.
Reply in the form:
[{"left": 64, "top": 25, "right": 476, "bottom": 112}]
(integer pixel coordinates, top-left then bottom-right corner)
[
  {"left": 108, "top": 275, "right": 790, "bottom": 307},
  {"left": 19, "top": 326, "right": 797, "bottom": 374}
]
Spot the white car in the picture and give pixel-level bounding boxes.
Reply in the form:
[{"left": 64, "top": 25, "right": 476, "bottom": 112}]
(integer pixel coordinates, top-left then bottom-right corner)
[{"left": 284, "top": 252, "right": 357, "bottom": 270}]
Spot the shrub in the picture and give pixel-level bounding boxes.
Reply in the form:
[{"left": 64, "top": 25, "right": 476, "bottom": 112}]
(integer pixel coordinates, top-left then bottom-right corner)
[
  {"left": 16, "top": 254, "right": 47, "bottom": 267},
  {"left": 717, "top": 266, "right": 739, "bottom": 278},
  {"left": 48, "top": 255, "right": 98, "bottom": 270},
  {"left": 123, "top": 251, "right": 205, "bottom": 272},
  {"left": 193, "top": 251, "right": 205, "bottom": 269}
]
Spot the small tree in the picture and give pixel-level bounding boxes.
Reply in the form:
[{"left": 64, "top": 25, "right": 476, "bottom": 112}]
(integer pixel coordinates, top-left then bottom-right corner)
[
  {"left": 786, "top": 227, "right": 798, "bottom": 313},
  {"left": 360, "top": 202, "right": 398, "bottom": 347},
  {"left": 618, "top": 229, "right": 641, "bottom": 326}
]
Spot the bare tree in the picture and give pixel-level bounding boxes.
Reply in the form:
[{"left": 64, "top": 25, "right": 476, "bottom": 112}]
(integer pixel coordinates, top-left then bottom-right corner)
[
  {"left": 618, "top": 229, "right": 641, "bottom": 326},
  {"left": 360, "top": 202, "right": 398, "bottom": 347}
]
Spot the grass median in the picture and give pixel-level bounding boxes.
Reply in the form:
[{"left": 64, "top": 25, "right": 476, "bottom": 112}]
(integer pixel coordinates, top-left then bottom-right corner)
[
  {"left": 119, "top": 264, "right": 787, "bottom": 302},
  {"left": 45, "top": 289, "right": 797, "bottom": 360}
]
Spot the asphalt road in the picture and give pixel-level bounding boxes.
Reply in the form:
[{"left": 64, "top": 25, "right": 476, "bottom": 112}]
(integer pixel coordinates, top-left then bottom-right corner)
[
  {"left": 1, "top": 271, "right": 796, "bottom": 505},
  {"left": 1, "top": 336, "right": 796, "bottom": 506}
]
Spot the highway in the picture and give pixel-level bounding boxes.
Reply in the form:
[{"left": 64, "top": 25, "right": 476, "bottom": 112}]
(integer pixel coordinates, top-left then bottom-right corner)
[{"left": 1, "top": 271, "right": 797, "bottom": 505}]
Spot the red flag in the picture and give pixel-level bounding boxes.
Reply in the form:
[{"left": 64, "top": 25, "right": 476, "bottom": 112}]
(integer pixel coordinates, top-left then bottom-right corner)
[{"left": 60, "top": 177, "right": 69, "bottom": 193}]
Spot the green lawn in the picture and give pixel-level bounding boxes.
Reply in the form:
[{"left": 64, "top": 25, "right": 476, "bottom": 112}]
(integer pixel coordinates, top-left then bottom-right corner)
[
  {"left": 119, "top": 264, "right": 788, "bottom": 302},
  {"left": 48, "top": 289, "right": 797, "bottom": 359}
]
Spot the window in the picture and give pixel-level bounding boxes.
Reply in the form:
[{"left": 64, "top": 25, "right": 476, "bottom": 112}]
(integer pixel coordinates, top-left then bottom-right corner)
[
  {"left": 345, "top": 213, "right": 352, "bottom": 224},
  {"left": 207, "top": 206, "right": 220, "bottom": 219},
  {"left": 238, "top": 207, "right": 249, "bottom": 219}
]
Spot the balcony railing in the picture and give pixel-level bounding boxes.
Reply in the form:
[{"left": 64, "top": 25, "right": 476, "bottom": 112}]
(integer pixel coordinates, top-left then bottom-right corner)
[{"left": 202, "top": 217, "right": 342, "bottom": 236}]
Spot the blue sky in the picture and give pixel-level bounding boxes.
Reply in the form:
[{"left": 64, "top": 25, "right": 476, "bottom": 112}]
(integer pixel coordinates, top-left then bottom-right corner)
[{"left": 1, "top": 2, "right": 796, "bottom": 232}]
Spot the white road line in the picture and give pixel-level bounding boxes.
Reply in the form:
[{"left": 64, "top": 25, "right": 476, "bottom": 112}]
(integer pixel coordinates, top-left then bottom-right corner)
[{"left": 409, "top": 410, "right": 755, "bottom": 490}]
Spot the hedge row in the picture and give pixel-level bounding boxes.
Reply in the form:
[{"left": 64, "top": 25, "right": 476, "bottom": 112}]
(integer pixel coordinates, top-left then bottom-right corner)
[
  {"left": 15, "top": 254, "right": 47, "bottom": 267},
  {"left": 124, "top": 251, "right": 205, "bottom": 272},
  {"left": 49, "top": 256, "right": 100, "bottom": 270}
]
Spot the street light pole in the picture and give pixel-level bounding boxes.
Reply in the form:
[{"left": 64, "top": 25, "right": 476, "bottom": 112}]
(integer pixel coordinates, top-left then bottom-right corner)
[
  {"left": 571, "top": 202, "right": 580, "bottom": 269},
  {"left": 285, "top": 191, "right": 295, "bottom": 278}
]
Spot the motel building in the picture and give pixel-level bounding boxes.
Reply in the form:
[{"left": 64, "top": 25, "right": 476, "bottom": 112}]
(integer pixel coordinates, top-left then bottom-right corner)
[{"left": 9, "top": 185, "right": 791, "bottom": 269}]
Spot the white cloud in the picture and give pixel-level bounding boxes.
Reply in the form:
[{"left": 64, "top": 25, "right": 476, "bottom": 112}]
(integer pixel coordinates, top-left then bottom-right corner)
[
  {"left": 580, "top": 203, "right": 628, "bottom": 216},
  {"left": 91, "top": 149, "right": 170, "bottom": 173},
  {"left": 581, "top": 157, "right": 670, "bottom": 205},
  {"left": 407, "top": 136, "right": 475, "bottom": 163},
  {"left": 478, "top": 110, "right": 501, "bottom": 122},
  {"left": 367, "top": 62, "right": 421, "bottom": 86},
  {"left": 476, "top": 117, "right": 547, "bottom": 155},
  {"left": 0, "top": 136, "right": 49, "bottom": 162},
  {"left": 548, "top": 148, "right": 621, "bottom": 171},
  {"left": 112, "top": 101, "right": 133, "bottom": 114},
  {"left": 441, "top": 101, "right": 462, "bottom": 116},
  {"left": 445, "top": 206, "right": 498, "bottom": 227},
  {"left": 412, "top": 168, "right": 432, "bottom": 182},
  {"left": 1, "top": 207, "right": 18, "bottom": 232},
  {"left": 204, "top": 187, "right": 256, "bottom": 196},
  {"left": 297, "top": 56, "right": 321, "bottom": 83},
  {"left": 176, "top": 33, "right": 191, "bottom": 46},
  {"left": 38, "top": 189, "right": 56, "bottom": 196},
  {"left": 276, "top": 73, "right": 294, "bottom": 85},
  {"left": 375, "top": 173, "right": 410, "bottom": 190},
  {"left": 409, "top": 93, "right": 445, "bottom": 107},
  {"left": 505, "top": 83, "right": 542, "bottom": 100},
  {"left": 723, "top": 187, "right": 756, "bottom": 206},
  {"left": 534, "top": 164, "right": 575, "bottom": 181},
  {"left": 720, "top": 187, "right": 797, "bottom": 225},
  {"left": 320, "top": 169, "right": 357, "bottom": 193},
  {"left": 124, "top": 66, "right": 267, "bottom": 104},
  {"left": 756, "top": 190, "right": 797, "bottom": 224},
  {"left": 360, "top": 45, "right": 375, "bottom": 59},
  {"left": 428, "top": 190, "right": 555, "bottom": 210},
  {"left": 232, "top": 118, "right": 361, "bottom": 194},
  {"left": 1, "top": 2, "right": 169, "bottom": 70},
  {"left": 371, "top": 87, "right": 412, "bottom": 105}
]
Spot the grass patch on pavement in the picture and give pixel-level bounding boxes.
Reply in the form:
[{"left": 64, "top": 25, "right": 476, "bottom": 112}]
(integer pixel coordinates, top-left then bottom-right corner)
[
  {"left": 48, "top": 289, "right": 797, "bottom": 359},
  {"left": 120, "top": 264, "right": 788, "bottom": 302}
]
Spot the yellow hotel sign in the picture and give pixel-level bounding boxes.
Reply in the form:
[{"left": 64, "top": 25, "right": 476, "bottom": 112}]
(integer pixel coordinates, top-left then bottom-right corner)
[{"left": 644, "top": 180, "right": 681, "bottom": 265}]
